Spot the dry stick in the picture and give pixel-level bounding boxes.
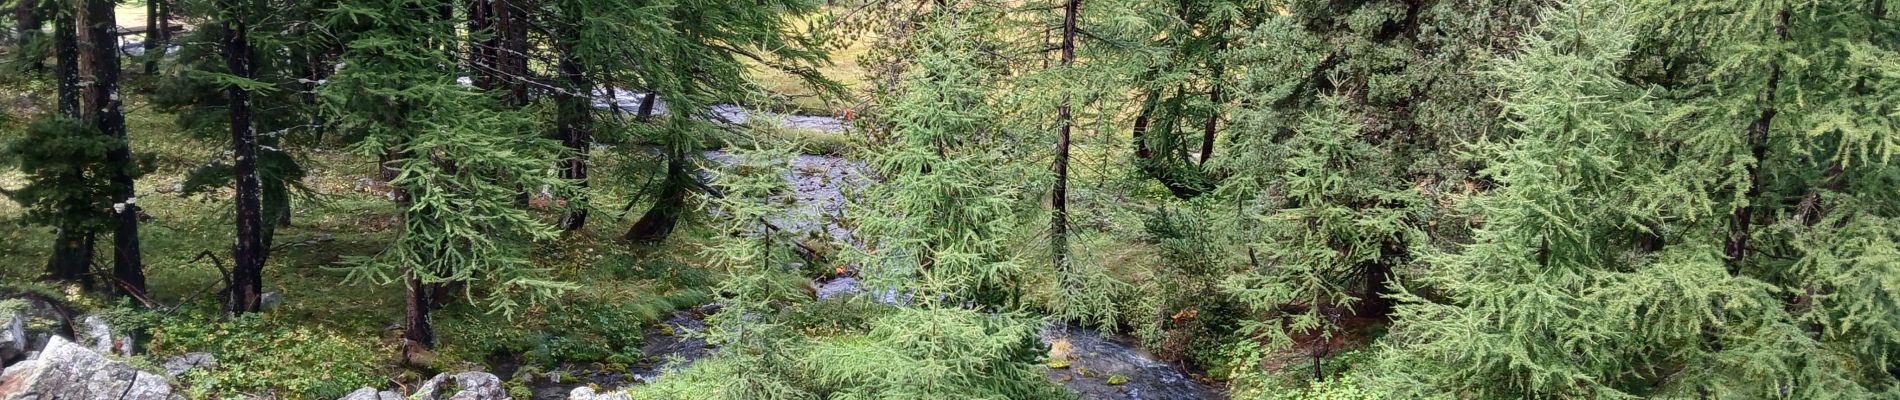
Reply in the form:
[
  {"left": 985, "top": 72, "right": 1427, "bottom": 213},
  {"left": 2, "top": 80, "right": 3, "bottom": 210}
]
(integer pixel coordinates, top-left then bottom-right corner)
[{"left": 165, "top": 250, "right": 231, "bottom": 315}]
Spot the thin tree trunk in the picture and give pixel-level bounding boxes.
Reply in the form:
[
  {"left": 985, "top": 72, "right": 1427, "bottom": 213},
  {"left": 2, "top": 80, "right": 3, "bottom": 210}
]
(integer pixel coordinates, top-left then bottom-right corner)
[
  {"left": 556, "top": 44, "right": 592, "bottom": 231},
  {"left": 494, "top": 0, "right": 526, "bottom": 105},
  {"left": 81, "top": 0, "right": 145, "bottom": 296},
  {"left": 141, "top": 0, "right": 156, "bottom": 73},
  {"left": 1724, "top": 10, "right": 1788, "bottom": 276},
  {"left": 625, "top": 148, "right": 688, "bottom": 244},
  {"left": 1197, "top": 20, "right": 1228, "bottom": 166},
  {"left": 637, "top": 92, "right": 657, "bottom": 122},
  {"left": 403, "top": 273, "right": 435, "bottom": 349},
  {"left": 1051, "top": 0, "right": 1077, "bottom": 272},
  {"left": 54, "top": 8, "right": 77, "bottom": 118},
  {"left": 1131, "top": 90, "right": 1156, "bottom": 161},
  {"left": 222, "top": 0, "right": 265, "bottom": 315},
  {"left": 466, "top": 0, "right": 493, "bottom": 89}
]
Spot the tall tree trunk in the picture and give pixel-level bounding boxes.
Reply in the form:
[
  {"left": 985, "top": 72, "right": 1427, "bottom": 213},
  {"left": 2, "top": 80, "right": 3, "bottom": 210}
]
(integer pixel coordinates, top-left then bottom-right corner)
[
  {"left": 1724, "top": 10, "right": 1788, "bottom": 276},
  {"left": 625, "top": 148, "right": 688, "bottom": 244},
  {"left": 1051, "top": 0, "right": 1077, "bottom": 272},
  {"left": 465, "top": 0, "right": 493, "bottom": 90},
  {"left": 222, "top": 0, "right": 265, "bottom": 315},
  {"left": 140, "top": 0, "right": 157, "bottom": 73},
  {"left": 556, "top": 44, "right": 592, "bottom": 231},
  {"left": 81, "top": 0, "right": 145, "bottom": 296},
  {"left": 54, "top": 7, "right": 77, "bottom": 117},
  {"left": 492, "top": 0, "right": 526, "bottom": 105}
]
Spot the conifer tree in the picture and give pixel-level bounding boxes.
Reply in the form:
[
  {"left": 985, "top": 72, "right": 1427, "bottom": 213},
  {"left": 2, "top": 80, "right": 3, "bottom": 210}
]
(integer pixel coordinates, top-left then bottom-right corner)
[
  {"left": 1371, "top": 0, "right": 1900, "bottom": 397},
  {"left": 847, "top": 0, "right": 1035, "bottom": 308},
  {"left": 321, "top": 0, "right": 572, "bottom": 350}
]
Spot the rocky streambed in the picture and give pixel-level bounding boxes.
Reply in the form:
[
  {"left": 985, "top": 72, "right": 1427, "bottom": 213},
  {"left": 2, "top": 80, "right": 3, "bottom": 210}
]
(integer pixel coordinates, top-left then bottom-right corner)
[{"left": 544, "top": 105, "right": 1222, "bottom": 398}]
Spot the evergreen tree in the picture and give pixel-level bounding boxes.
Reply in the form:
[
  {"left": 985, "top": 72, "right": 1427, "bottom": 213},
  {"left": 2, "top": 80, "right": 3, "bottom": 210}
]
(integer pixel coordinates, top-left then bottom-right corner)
[
  {"left": 847, "top": 0, "right": 1035, "bottom": 308},
  {"left": 3, "top": 118, "right": 118, "bottom": 288},
  {"left": 320, "top": 0, "right": 572, "bottom": 350},
  {"left": 1371, "top": 0, "right": 1900, "bottom": 397}
]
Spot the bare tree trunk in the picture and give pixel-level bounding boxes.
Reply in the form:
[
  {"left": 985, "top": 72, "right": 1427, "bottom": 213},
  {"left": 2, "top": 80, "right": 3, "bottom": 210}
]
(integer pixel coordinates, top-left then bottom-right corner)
[
  {"left": 556, "top": 43, "right": 592, "bottom": 231},
  {"left": 493, "top": 0, "right": 527, "bottom": 105},
  {"left": 222, "top": 0, "right": 265, "bottom": 315},
  {"left": 1051, "top": 0, "right": 1077, "bottom": 272},
  {"left": 403, "top": 273, "right": 435, "bottom": 349},
  {"left": 465, "top": 0, "right": 493, "bottom": 89},
  {"left": 54, "top": 7, "right": 77, "bottom": 117},
  {"left": 81, "top": 0, "right": 145, "bottom": 296},
  {"left": 625, "top": 148, "right": 689, "bottom": 244}
]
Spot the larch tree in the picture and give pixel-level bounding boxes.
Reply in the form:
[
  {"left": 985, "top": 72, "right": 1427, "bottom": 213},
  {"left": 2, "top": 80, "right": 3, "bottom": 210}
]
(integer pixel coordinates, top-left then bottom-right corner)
[
  {"left": 616, "top": 0, "right": 835, "bottom": 245},
  {"left": 320, "top": 0, "right": 572, "bottom": 352},
  {"left": 1370, "top": 0, "right": 1900, "bottom": 397}
]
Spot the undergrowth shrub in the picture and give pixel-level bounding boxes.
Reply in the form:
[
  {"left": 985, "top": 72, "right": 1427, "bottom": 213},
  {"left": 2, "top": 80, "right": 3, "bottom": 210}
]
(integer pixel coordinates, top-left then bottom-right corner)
[
  {"left": 146, "top": 315, "right": 383, "bottom": 399},
  {"left": 436, "top": 289, "right": 710, "bottom": 367}
]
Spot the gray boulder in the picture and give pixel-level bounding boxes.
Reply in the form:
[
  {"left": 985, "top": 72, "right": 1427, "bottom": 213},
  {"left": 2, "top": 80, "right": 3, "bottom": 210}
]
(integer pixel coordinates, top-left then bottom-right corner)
[
  {"left": 0, "top": 311, "right": 23, "bottom": 366},
  {"left": 337, "top": 387, "right": 404, "bottom": 400},
  {"left": 79, "top": 314, "right": 135, "bottom": 356},
  {"left": 0, "top": 336, "right": 185, "bottom": 400},
  {"left": 567, "top": 387, "right": 630, "bottom": 400},
  {"left": 161, "top": 352, "right": 218, "bottom": 378},
  {"left": 414, "top": 371, "right": 507, "bottom": 400}
]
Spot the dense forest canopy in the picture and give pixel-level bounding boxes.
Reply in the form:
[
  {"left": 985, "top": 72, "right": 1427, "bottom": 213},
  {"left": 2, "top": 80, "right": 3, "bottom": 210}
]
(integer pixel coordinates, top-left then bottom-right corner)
[{"left": 0, "top": 0, "right": 1896, "bottom": 399}]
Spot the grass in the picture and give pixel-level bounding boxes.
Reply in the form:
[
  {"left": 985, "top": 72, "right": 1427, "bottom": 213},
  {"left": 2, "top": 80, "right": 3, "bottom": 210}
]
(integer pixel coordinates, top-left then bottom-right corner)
[
  {"left": 742, "top": 7, "right": 876, "bottom": 116},
  {"left": 0, "top": 86, "right": 729, "bottom": 398}
]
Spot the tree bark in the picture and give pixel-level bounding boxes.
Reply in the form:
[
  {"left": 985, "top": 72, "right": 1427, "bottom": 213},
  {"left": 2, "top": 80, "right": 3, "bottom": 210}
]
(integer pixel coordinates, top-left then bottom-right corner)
[
  {"left": 80, "top": 0, "right": 145, "bottom": 296},
  {"left": 465, "top": 0, "right": 493, "bottom": 89},
  {"left": 403, "top": 273, "right": 435, "bottom": 349},
  {"left": 556, "top": 44, "right": 592, "bottom": 231},
  {"left": 625, "top": 148, "right": 689, "bottom": 244},
  {"left": 1051, "top": 0, "right": 1077, "bottom": 272},
  {"left": 1724, "top": 10, "right": 1788, "bottom": 276},
  {"left": 222, "top": 0, "right": 266, "bottom": 315},
  {"left": 53, "top": 7, "right": 77, "bottom": 118}
]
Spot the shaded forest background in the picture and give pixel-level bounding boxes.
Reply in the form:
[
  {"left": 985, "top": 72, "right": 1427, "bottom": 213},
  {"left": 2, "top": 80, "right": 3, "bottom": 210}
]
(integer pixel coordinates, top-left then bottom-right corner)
[{"left": 1, "top": 0, "right": 1898, "bottom": 398}]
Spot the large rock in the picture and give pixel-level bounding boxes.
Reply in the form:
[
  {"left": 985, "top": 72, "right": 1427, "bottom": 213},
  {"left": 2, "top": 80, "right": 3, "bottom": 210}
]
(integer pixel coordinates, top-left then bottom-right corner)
[
  {"left": 0, "top": 336, "right": 185, "bottom": 400},
  {"left": 337, "top": 387, "right": 404, "bottom": 400},
  {"left": 79, "top": 314, "right": 135, "bottom": 356},
  {"left": 414, "top": 371, "right": 507, "bottom": 400},
  {"left": 161, "top": 352, "right": 218, "bottom": 378},
  {"left": 566, "top": 387, "right": 630, "bottom": 400},
  {"left": 0, "top": 311, "right": 23, "bottom": 367}
]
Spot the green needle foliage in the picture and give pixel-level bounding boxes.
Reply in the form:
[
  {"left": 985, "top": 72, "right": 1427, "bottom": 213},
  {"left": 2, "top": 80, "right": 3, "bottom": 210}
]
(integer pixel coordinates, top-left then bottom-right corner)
[
  {"left": 1371, "top": 0, "right": 1900, "bottom": 397},
  {"left": 846, "top": 1, "right": 1037, "bottom": 309},
  {"left": 320, "top": 0, "right": 573, "bottom": 318}
]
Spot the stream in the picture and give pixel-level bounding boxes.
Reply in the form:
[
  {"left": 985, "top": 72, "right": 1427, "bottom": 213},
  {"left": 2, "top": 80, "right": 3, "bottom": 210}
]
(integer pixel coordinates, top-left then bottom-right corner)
[{"left": 515, "top": 92, "right": 1221, "bottom": 400}]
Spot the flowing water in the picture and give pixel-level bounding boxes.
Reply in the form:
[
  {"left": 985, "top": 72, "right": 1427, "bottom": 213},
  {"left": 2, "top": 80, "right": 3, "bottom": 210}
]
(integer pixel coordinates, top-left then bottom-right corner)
[{"left": 516, "top": 93, "right": 1221, "bottom": 400}]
